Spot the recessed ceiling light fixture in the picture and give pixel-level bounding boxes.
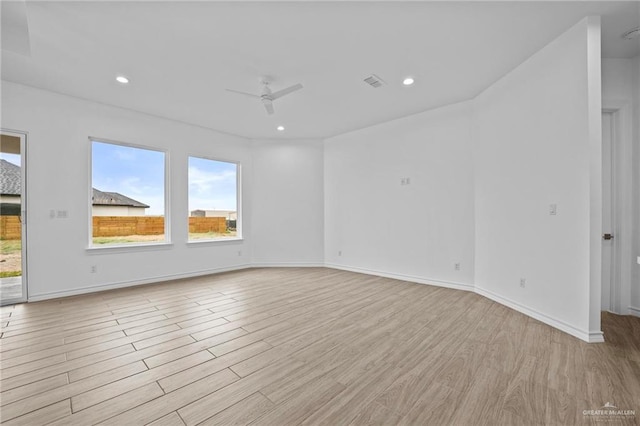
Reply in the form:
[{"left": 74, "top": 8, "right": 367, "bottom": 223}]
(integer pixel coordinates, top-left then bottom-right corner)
[
  {"left": 277, "top": 125, "right": 285, "bottom": 131},
  {"left": 116, "top": 75, "right": 130, "bottom": 84},
  {"left": 622, "top": 27, "right": 640, "bottom": 40},
  {"left": 402, "top": 77, "right": 415, "bottom": 86}
]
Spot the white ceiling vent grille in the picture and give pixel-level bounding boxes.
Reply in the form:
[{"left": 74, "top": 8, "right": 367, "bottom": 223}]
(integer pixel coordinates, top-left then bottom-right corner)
[{"left": 363, "top": 74, "right": 385, "bottom": 88}]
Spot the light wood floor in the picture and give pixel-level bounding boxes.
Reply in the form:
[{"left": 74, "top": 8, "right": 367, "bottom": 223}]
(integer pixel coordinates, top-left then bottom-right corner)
[{"left": 1, "top": 268, "right": 639, "bottom": 425}]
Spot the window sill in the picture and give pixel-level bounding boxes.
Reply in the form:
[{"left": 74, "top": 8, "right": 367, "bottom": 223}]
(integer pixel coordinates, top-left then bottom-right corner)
[
  {"left": 86, "top": 242, "right": 174, "bottom": 254},
  {"left": 187, "top": 237, "right": 244, "bottom": 246}
]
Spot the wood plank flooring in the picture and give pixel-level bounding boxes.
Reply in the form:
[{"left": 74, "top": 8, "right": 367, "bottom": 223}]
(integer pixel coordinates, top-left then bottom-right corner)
[{"left": 0, "top": 268, "right": 638, "bottom": 425}]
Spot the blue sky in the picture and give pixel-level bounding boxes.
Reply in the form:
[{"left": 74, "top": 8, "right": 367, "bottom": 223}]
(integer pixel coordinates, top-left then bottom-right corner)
[
  {"left": 92, "top": 141, "right": 165, "bottom": 215},
  {"left": 188, "top": 156, "right": 237, "bottom": 213},
  {"left": 0, "top": 153, "right": 21, "bottom": 166},
  {"left": 92, "top": 141, "right": 236, "bottom": 216}
]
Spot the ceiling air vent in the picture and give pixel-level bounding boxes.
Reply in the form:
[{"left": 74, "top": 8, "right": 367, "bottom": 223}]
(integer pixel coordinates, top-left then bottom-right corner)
[{"left": 363, "top": 74, "right": 385, "bottom": 88}]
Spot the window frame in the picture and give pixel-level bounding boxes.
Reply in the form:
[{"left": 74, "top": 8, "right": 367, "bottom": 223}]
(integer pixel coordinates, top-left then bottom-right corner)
[
  {"left": 87, "top": 137, "right": 171, "bottom": 250},
  {"left": 186, "top": 154, "right": 242, "bottom": 244}
]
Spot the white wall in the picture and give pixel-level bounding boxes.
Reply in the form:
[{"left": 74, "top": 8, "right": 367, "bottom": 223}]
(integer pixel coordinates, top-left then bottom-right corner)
[
  {"left": 250, "top": 139, "right": 324, "bottom": 266},
  {"left": 2, "top": 82, "right": 253, "bottom": 300},
  {"left": 324, "top": 101, "right": 475, "bottom": 289},
  {"left": 473, "top": 18, "right": 602, "bottom": 341},
  {"left": 603, "top": 58, "right": 636, "bottom": 100},
  {"left": 0, "top": 195, "right": 21, "bottom": 204},
  {"left": 92, "top": 206, "right": 147, "bottom": 216}
]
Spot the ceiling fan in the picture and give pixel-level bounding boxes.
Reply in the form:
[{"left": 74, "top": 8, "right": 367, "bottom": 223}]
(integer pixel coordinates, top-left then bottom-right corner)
[{"left": 226, "top": 77, "right": 303, "bottom": 115}]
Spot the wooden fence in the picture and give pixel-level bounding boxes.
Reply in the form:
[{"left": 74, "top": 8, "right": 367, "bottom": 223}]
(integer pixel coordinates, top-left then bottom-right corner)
[
  {"left": 0, "top": 216, "right": 21, "bottom": 240},
  {"left": 93, "top": 216, "right": 165, "bottom": 237},
  {"left": 1, "top": 216, "right": 228, "bottom": 239},
  {"left": 92, "top": 216, "right": 227, "bottom": 237},
  {"left": 188, "top": 217, "right": 227, "bottom": 234}
]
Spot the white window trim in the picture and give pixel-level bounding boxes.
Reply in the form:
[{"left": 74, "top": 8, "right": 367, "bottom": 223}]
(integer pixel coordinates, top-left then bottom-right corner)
[
  {"left": 88, "top": 137, "right": 171, "bottom": 249},
  {"left": 186, "top": 154, "right": 242, "bottom": 243},
  {"left": 186, "top": 237, "right": 244, "bottom": 247}
]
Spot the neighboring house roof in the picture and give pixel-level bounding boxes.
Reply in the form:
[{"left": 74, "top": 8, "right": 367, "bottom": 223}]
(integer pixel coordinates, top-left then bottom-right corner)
[
  {"left": 92, "top": 189, "right": 149, "bottom": 208},
  {"left": 1, "top": 159, "right": 148, "bottom": 208},
  {"left": 0, "top": 159, "right": 21, "bottom": 196}
]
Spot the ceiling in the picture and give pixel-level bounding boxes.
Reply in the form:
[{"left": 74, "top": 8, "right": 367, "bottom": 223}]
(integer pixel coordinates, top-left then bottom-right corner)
[{"left": 2, "top": 1, "right": 639, "bottom": 139}]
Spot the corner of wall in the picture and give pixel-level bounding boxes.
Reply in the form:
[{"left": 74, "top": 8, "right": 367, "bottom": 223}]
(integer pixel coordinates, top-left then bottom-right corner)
[
  {"left": 471, "top": 16, "right": 601, "bottom": 343},
  {"left": 632, "top": 55, "right": 640, "bottom": 314}
]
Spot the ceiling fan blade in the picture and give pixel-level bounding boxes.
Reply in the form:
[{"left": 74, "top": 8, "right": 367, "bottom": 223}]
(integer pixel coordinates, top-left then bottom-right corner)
[
  {"left": 268, "top": 83, "right": 303, "bottom": 100},
  {"left": 262, "top": 99, "right": 274, "bottom": 115},
  {"left": 226, "top": 88, "right": 260, "bottom": 99}
]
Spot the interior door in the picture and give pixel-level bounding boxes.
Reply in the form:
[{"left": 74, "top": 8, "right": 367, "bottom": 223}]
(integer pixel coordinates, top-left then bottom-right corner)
[
  {"left": 0, "top": 130, "right": 27, "bottom": 305},
  {"left": 601, "top": 113, "right": 613, "bottom": 311}
]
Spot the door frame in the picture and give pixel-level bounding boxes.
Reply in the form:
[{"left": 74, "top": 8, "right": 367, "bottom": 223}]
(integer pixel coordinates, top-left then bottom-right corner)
[
  {"left": 601, "top": 111, "right": 613, "bottom": 312},
  {"left": 1, "top": 128, "right": 28, "bottom": 305},
  {"left": 601, "top": 101, "right": 633, "bottom": 315}
]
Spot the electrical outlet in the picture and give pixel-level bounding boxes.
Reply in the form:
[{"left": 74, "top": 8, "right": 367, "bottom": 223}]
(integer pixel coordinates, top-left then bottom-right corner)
[
  {"left": 520, "top": 278, "right": 526, "bottom": 288},
  {"left": 237, "top": 250, "right": 242, "bottom": 256},
  {"left": 454, "top": 263, "right": 461, "bottom": 271},
  {"left": 400, "top": 177, "right": 411, "bottom": 186},
  {"left": 90, "top": 265, "right": 98, "bottom": 274},
  {"left": 338, "top": 250, "right": 342, "bottom": 256},
  {"left": 49, "top": 209, "right": 56, "bottom": 219},
  {"left": 549, "top": 204, "right": 557, "bottom": 215}
]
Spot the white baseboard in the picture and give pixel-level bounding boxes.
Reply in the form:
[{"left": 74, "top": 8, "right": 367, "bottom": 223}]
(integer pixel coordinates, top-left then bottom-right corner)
[
  {"left": 475, "top": 286, "right": 599, "bottom": 343},
  {"left": 326, "top": 263, "right": 597, "bottom": 343},
  {"left": 629, "top": 306, "right": 640, "bottom": 317},
  {"left": 324, "top": 263, "right": 474, "bottom": 292},
  {"left": 28, "top": 264, "right": 252, "bottom": 302},
  {"left": 252, "top": 262, "right": 325, "bottom": 268},
  {"left": 588, "top": 331, "right": 606, "bottom": 343}
]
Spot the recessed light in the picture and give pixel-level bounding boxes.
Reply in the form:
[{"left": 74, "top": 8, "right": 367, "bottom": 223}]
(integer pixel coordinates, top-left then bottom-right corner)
[
  {"left": 116, "top": 75, "right": 129, "bottom": 84},
  {"left": 402, "top": 77, "right": 415, "bottom": 86},
  {"left": 277, "top": 125, "right": 285, "bottom": 131}
]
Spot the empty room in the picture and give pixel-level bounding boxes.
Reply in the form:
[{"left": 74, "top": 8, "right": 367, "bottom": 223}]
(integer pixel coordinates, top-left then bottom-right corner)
[{"left": 1, "top": 1, "right": 639, "bottom": 425}]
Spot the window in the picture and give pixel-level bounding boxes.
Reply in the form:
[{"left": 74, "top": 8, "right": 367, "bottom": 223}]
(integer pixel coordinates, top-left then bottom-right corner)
[
  {"left": 188, "top": 156, "right": 239, "bottom": 241},
  {"left": 91, "top": 140, "right": 167, "bottom": 246}
]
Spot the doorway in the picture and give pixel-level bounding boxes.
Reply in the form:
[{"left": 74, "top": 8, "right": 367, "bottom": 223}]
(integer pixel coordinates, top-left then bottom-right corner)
[
  {"left": 601, "top": 112, "right": 614, "bottom": 311},
  {"left": 0, "top": 130, "right": 27, "bottom": 305},
  {"left": 600, "top": 104, "right": 633, "bottom": 315}
]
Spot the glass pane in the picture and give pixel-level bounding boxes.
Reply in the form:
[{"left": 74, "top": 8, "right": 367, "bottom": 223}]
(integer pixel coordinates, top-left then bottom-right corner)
[
  {"left": 188, "top": 157, "right": 238, "bottom": 241},
  {"left": 91, "top": 141, "right": 166, "bottom": 245},
  {"left": 0, "top": 144, "right": 23, "bottom": 302}
]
